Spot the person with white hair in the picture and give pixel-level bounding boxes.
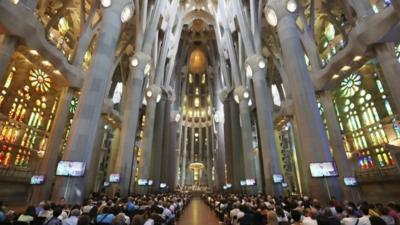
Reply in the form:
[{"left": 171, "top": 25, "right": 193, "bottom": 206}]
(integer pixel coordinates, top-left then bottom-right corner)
[{"left": 63, "top": 209, "right": 80, "bottom": 225}]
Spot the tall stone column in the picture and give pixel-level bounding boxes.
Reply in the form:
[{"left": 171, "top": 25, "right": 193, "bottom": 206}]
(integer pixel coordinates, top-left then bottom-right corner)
[
  {"left": 31, "top": 88, "right": 73, "bottom": 204},
  {"left": 149, "top": 94, "right": 167, "bottom": 192},
  {"left": 53, "top": 1, "right": 128, "bottom": 204},
  {"left": 114, "top": 52, "right": 152, "bottom": 196},
  {"left": 206, "top": 125, "right": 211, "bottom": 188},
  {"left": 180, "top": 125, "right": 188, "bottom": 187},
  {"left": 136, "top": 85, "right": 162, "bottom": 193},
  {"left": 229, "top": 95, "right": 245, "bottom": 192},
  {"left": 375, "top": 43, "right": 400, "bottom": 116},
  {"left": 350, "top": 0, "right": 400, "bottom": 116},
  {"left": 223, "top": 97, "right": 234, "bottom": 188},
  {"left": 189, "top": 125, "right": 195, "bottom": 184},
  {"left": 246, "top": 55, "right": 283, "bottom": 196},
  {"left": 234, "top": 86, "right": 258, "bottom": 194},
  {"left": 0, "top": 35, "right": 16, "bottom": 82},
  {"left": 265, "top": 0, "right": 340, "bottom": 201},
  {"left": 320, "top": 92, "right": 357, "bottom": 201}
]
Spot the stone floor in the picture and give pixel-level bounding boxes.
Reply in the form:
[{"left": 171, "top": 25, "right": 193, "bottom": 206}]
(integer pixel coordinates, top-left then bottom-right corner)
[{"left": 177, "top": 197, "right": 221, "bottom": 225}]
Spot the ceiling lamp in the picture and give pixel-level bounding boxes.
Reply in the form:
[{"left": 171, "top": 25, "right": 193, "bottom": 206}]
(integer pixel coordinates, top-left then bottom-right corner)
[
  {"left": 243, "top": 91, "right": 250, "bottom": 99},
  {"left": 101, "top": 0, "right": 111, "bottom": 8},
  {"left": 265, "top": 7, "right": 278, "bottom": 27},
  {"left": 156, "top": 93, "right": 161, "bottom": 103},
  {"left": 234, "top": 94, "right": 240, "bottom": 104},
  {"left": 258, "top": 60, "right": 266, "bottom": 69},
  {"left": 175, "top": 113, "right": 181, "bottom": 122},
  {"left": 130, "top": 57, "right": 139, "bottom": 67},
  {"left": 287, "top": 0, "right": 297, "bottom": 13},
  {"left": 121, "top": 4, "right": 134, "bottom": 23},
  {"left": 146, "top": 90, "right": 153, "bottom": 98}
]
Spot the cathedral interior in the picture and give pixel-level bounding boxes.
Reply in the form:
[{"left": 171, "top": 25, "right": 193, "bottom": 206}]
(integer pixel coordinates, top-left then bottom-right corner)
[{"left": 0, "top": 0, "right": 400, "bottom": 217}]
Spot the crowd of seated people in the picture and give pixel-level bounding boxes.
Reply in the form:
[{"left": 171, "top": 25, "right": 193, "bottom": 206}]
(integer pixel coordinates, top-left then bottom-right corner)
[
  {"left": 0, "top": 193, "right": 191, "bottom": 225},
  {"left": 204, "top": 194, "right": 400, "bottom": 225}
]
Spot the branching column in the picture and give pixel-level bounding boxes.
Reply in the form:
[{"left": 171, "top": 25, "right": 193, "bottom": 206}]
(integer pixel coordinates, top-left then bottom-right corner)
[
  {"left": 53, "top": 1, "right": 128, "bottom": 204},
  {"left": 266, "top": 0, "right": 340, "bottom": 201},
  {"left": 0, "top": 35, "right": 16, "bottom": 82},
  {"left": 115, "top": 52, "right": 152, "bottom": 196}
]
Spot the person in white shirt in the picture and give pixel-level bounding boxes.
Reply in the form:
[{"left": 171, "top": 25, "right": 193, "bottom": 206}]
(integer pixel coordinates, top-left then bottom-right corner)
[
  {"left": 341, "top": 207, "right": 359, "bottom": 225},
  {"left": 62, "top": 209, "right": 80, "bottom": 225},
  {"left": 303, "top": 208, "right": 318, "bottom": 225},
  {"left": 359, "top": 205, "right": 371, "bottom": 225},
  {"left": 17, "top": 206, "right": 36, "bottom": 224}
]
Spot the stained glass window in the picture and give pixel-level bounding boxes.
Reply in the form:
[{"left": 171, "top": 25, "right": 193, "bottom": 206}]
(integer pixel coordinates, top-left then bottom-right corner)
[
  {"left": 335, "top": 68, "right": 396, "bottom": 170},
  {"left": 29, "top": 69, "right": 51, "bottom": 93},
  {"left": 395, "top": 43, "right": 400, "bottom": 62}
]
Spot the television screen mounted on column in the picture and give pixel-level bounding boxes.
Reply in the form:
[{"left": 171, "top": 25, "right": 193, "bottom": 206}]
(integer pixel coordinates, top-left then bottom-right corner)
[
  {"left": 30, "top": 175, "right": 45, "bottom": 185},
  {"left": 56, "top": 161, "right": 86, "bottom": 177},
  {"left": 309, "top": 162, "right": 338, "bottom": 178},
  {"left": 344, "top": 177, "right": 358, "bottom": 186},
  {"left": 109, "top": 173, "right": 120, "bottom": 183},
  {"left": 273, "top": 174, "right": 284, "bottom": 183}
]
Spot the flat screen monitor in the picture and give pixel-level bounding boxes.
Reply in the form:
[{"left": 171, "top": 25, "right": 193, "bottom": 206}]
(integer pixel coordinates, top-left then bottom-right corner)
[
  {"left": 160, "top": 183, "right": 167, "bottom": 188},
  {"left": 109, "top": 173, "right": 120, "bottom": 183},
  {"left": 226, "top": 183, "right": 232, "bottom": 188},
  {"left": 104, "top": 181, "right": 110, "bottom": 187},
  {"left": 273, "top": 174, "right": 284, "bottom": 183},
  {"left": 240, "top": 180, "right": 246, "bottom": 186},
  {"left": 282, "top": 182, "right": 288, "bottom": 188},
  {"left": 148, "top": 180, "right": 153, "bottom": 186},
  {"left": 309, "top": 162, "right": 338, "bottom": 178},
  {"left": 246, "top": 179, "right": 256, "bottom": 186},
  {"left": 138, "top": 179, "right": 148, "bottom": 186},
  {"left": 344, "top": 177, "right": 358, "bottom": 186},
  {"left": 56, "top": 161, "right": 86, "bottom": 177},
  {"left": 31, "top": 175, "right": 45, "bottom": 185}
]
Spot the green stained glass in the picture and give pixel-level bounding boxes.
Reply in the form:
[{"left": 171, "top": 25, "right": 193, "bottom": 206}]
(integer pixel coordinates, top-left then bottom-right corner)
[
  {"left": 395, "top": 43, "right": 400, "bottom": 62},
  {"left": 324, "top": 22, "right": 336, "bottom": 42},
  {"left": 70, "top": 97, "right": 78, "bottom": 113},
  {"left": 340, "top": 73, "right": 361, "bottom": 97}
]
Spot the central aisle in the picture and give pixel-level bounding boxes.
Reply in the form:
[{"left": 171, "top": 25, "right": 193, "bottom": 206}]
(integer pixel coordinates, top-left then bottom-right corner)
[{"left": 177, "top": 197, "right": 221, "bottom": 225}]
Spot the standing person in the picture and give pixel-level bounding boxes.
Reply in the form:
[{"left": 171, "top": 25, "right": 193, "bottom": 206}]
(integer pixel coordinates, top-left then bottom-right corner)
[
  {"left": 359, "top": 205, "right": 371, "bottom": 225},
  {"left": 38, "top": 204, "right": 53, "bottom": 220},
  {"left": 303, "top": 208, "right": 318, "bottom": 225}
]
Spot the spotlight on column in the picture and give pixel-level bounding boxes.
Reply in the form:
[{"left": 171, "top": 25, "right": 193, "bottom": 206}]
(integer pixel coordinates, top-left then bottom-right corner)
[
  {"left": 146, "top": 90, "right": 153, "bottom": 98},
  {"left": 245, "top": 65, "right": 253, "bottom": 78},
  {"left": 156, "top": 94, "right": 161, "bottom": 103},
  {"left": 243, "top": 91, "right": 250, "bottom": 99},
  {"left": 286, "top": 0, "right": 297, "bottom": 13},
  {"left": 130, "top": 57, "right": 139, "bottom": 67},
  {"left": 258, "top": 60, "right": 266, "bottom": 69},
  {"left": 195, "top": 133, "right": 199, "bottom": 137},
  {"left": 175, "top": 113, "right": 181, "bottom": 122},
  {"left": 248, "top": 99, "right": 253, "bottom": 106},
  {"left": 101, "top": 0, "right": 111, "bottom": 8},
  {"left": 121, "top": 4, "right": 134, "bottom": 23},
  {"left": 144, "top": 63, "right": 151, "bottom": 75},
  {"left": 265, "top": 7, "right": 278, "bottom": 27},
  {"left": 234, "top": 94, "right": 240, "bottom": 104}
]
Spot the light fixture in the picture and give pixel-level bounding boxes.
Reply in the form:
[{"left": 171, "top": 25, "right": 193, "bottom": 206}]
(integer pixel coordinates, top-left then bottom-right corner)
[
  {"left": 258, "top": 60, "right": 266, "bottom": 69},
  {"left": 245, "top": 65, "right": 253, "bottom": 78},
  {"left": 195, "top": 133, "right": 199, "bottom": 137},
  {"left": 248, "top": 99, "right": 252, "bottom": 106},
  {"left": 243, "top": 91, "right": 250, "bottom": 99},
  {"left": 341, "top": 65, "right": 351, "bottom": 71},
  {"left": 101, "top": 0, "right": 111, "bottom": 8},
  {"left": 130, "top": 57, "right": 139, "bottom": 67},
  {"left": 156, "top": 94, "right": 161, "bottom": 103},
  {"left": 234, "top": 94, "right": 240, "bottom": 104},
  {"left": 265, "top": 7, "right": 278, "bottom": 27},
  {"left": 353, "top": 56, "right": 362, "bottom": 61},
  {"left": 53, "top": 70, "right": 61, "bottom": 75},
  {"left": 286, "top": 0, "right": 297, "bottom": 13},
  {"left": 29, "top": 49, "right": 39, "bottom": 56},
  {"left": 144, "top": 63, "right": 151, "bottom": 75},
  {"left": 332, "top": 74, "right": 340, "bottom": 79},
  {"left": 121, "top": 4, "right": 134, "bottom": 23},
  {"left": 146, "top": 90, "right": 153, "bottom": 98},
  {"left": 42, "top": 60, "right": 51, "bottom": 66},
  {"left": 10, "top": 0, "right": 19, "bottom": 4}
]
